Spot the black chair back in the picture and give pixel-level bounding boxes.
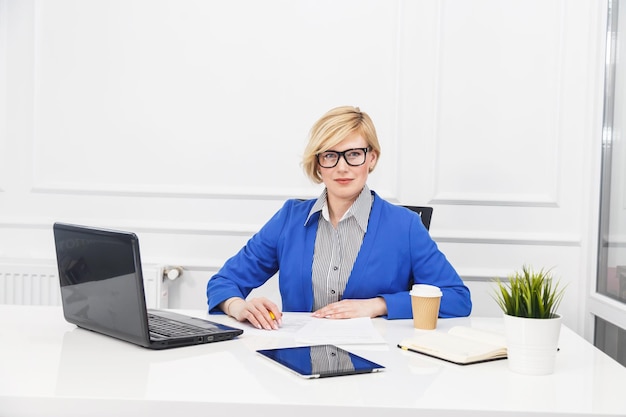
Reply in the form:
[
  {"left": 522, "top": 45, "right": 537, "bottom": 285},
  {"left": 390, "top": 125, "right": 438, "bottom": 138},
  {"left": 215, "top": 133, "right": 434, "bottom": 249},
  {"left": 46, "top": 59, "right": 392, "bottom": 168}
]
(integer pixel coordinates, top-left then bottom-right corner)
[{"left": 402, "top": 206, "right": 433, "bottom": 230}]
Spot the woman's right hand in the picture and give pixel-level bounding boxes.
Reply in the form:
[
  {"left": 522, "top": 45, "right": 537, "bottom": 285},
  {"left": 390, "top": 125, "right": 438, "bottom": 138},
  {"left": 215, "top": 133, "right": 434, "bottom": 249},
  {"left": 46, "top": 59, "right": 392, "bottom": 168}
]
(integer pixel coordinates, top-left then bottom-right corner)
[{"left": 222, "top": 297, "right": 282, "bottom": 330}]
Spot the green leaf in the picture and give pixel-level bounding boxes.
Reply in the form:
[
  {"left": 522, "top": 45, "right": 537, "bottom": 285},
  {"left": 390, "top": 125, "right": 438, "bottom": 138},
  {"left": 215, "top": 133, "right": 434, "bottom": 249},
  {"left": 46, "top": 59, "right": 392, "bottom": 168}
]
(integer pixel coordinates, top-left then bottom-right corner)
[{"left": 490, "top": 265, "right": 566, "bottom": 319}]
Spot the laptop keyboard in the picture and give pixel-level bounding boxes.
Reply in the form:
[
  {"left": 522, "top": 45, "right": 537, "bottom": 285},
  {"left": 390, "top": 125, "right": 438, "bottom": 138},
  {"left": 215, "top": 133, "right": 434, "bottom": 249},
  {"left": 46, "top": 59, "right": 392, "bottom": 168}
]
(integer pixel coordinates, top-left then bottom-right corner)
[{"left": 148, "top": 314, "right": 216, "bottom": 337}]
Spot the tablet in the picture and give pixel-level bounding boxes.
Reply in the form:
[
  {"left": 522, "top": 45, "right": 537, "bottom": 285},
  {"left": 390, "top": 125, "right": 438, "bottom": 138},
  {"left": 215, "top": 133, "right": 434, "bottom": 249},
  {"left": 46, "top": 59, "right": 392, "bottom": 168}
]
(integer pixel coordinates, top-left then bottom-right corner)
[{"left": 256, "top": 344, "right": 385, "bottom": 379}]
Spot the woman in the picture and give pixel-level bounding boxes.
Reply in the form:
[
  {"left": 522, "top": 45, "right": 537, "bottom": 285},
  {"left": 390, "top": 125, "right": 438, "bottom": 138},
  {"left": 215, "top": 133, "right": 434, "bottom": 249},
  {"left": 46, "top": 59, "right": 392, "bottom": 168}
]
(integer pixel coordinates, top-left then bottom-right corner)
[{"left": 207, "top": 106, "right": 471, "bottom": 330}]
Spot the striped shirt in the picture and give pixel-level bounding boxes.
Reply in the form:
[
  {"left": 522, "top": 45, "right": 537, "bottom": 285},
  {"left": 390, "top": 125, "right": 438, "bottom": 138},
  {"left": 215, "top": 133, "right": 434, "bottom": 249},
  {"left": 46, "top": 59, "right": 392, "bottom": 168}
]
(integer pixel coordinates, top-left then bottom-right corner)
[
  {"left": 305, "top": 186, "right": 373, "bottom": 310},
  {"left": 310, "top": 345, "right": 354, "bottom": 374}
]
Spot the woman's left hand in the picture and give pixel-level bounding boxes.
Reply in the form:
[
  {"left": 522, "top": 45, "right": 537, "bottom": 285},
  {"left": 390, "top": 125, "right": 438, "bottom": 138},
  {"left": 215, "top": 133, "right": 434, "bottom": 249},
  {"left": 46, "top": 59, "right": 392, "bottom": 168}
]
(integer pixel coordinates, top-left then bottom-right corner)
[{"left": 312, "top": 297, "right": 387, "bottom": 319}]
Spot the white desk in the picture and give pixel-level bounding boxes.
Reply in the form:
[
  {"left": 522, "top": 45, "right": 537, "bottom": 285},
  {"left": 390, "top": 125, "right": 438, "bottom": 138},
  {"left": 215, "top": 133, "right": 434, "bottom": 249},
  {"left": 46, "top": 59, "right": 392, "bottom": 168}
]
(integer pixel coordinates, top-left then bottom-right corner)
[{"left": 1, "top": 305, "right": 625, "bottom": 417}]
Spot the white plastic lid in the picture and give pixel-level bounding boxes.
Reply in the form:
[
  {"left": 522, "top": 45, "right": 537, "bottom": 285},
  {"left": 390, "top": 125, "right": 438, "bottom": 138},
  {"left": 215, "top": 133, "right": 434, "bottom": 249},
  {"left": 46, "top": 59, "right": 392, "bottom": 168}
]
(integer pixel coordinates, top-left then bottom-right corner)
[{"left": 410, "top": 284, "right": 442, "bottom": 297}]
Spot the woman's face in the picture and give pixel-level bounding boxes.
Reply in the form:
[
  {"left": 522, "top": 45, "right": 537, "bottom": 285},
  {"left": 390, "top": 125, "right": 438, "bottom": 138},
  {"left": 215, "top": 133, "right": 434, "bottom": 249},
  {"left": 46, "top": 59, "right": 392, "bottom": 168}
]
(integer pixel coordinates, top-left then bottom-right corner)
[{"left": 318, "top": 131, "right": 377, "bottom": 205}]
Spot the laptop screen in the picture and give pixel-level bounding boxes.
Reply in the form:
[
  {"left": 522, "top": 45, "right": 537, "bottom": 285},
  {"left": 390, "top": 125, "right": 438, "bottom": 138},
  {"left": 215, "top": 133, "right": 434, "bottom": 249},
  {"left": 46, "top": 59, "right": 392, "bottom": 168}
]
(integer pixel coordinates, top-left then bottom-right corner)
[
  {"left": 53, "top": 223, "right": 149, "bottom": 344},
  {"left": 257, "top": 344, "right": 385, "bottom": 378}
]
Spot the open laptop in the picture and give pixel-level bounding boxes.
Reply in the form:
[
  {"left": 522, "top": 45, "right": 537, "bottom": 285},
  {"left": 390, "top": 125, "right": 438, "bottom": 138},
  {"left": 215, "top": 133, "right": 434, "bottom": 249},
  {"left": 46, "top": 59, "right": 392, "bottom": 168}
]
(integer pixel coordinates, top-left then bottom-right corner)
[{"left": 52, "top": 222, "right": 243, "bottom": 349}]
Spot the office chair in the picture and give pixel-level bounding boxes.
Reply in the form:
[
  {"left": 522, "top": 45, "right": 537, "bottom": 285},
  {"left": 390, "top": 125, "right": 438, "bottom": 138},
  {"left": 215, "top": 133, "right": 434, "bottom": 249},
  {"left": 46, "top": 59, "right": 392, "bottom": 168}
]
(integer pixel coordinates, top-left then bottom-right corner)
[
  {"left": 402, "top": 206, "right": 433, "bottom": 230},
  {"left": 297, "top": 199, "right": 433, "bottom": 230}
]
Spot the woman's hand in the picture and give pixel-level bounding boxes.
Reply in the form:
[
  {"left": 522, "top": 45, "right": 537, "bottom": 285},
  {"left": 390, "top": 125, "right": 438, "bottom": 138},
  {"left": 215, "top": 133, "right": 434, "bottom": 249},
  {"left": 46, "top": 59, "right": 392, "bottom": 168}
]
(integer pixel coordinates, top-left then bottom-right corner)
[
  {"left": 222, "top": 297, "right": 282, "bottom": 330},
  {"left": 312, "top": 297, "right": 387, "bottom": 319}
]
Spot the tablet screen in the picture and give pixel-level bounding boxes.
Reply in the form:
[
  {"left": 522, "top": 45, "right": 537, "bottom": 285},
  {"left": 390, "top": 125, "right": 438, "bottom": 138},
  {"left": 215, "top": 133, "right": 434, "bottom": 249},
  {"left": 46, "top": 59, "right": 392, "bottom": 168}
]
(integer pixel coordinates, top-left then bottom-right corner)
[{"left": 256, "top": 344, "right": 385, "bottom": 378}]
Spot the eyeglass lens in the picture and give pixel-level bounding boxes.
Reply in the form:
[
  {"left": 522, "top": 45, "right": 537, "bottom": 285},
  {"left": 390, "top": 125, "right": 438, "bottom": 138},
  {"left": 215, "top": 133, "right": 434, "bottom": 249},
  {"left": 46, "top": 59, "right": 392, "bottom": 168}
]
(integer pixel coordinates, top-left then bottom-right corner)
[{"left": 318, "top": 148, "right": 367, "bottom": 168}]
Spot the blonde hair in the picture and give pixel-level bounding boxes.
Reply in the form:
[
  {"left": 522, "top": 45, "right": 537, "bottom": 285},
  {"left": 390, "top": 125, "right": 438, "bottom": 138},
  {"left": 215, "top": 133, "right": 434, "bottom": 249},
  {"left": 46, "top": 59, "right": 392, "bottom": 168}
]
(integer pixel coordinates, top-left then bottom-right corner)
[{"left": 302, "top": 106, "right": 381, "bottom": 184}]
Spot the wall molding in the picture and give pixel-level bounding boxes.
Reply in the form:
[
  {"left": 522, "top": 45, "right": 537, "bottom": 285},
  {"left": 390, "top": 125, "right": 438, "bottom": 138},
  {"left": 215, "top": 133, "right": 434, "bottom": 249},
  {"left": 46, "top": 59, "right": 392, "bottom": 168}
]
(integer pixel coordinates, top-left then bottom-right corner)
[
  {"left": 430, "top": 193, "right": 559, "bottom": 208},
  {"left": 0, "top": 219, "right": 581, "bottom": 246},
  {"left": 430, "top": 0, "right": 565, "bottom": 209},
  {"left": 30, "top": 183, "right": 321, "bottom": 201},
  {"left": 30, "top": 182, "right": 400, "bottom": 202},
  {"left": 0, "top": 257, "right": 520, "bottom": 286},
  {"left": 0, "top": 0, "right": 6, "bottom": 194},
  {"left": 434, "top": 231, "right": 580, "bottom": 247}
]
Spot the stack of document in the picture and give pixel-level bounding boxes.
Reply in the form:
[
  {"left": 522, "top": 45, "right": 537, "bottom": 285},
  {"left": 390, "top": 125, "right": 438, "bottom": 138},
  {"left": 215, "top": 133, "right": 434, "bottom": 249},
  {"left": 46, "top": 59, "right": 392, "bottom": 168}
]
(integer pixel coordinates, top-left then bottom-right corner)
[{"left": 294, "top": 317, "right": 386, "bottom": 345}]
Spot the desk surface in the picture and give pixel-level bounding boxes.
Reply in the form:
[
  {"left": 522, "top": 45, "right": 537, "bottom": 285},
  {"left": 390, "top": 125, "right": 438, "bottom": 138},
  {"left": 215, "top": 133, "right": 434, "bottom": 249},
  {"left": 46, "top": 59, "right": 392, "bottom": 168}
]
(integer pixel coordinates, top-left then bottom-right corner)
[{"left": 1, "top": 305, "right": 625, "bottom": 417}]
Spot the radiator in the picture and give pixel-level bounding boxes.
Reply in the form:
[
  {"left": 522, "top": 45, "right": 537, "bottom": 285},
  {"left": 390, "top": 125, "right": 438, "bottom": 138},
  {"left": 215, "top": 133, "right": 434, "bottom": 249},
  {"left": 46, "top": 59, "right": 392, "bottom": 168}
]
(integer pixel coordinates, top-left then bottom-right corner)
[
  {"left": 0, "top": 264, "right": 164, "bottom": 308},
  {"left": 0, "top": 266, "right": 61, "bottom": 305}
]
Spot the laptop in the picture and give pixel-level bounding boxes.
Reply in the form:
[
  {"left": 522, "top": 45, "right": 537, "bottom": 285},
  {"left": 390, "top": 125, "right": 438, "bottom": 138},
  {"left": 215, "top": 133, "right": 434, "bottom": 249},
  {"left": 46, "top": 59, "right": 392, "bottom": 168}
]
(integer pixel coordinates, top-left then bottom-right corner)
[{"left": 52, "top": 222, "right": 243, "bottom": 349}]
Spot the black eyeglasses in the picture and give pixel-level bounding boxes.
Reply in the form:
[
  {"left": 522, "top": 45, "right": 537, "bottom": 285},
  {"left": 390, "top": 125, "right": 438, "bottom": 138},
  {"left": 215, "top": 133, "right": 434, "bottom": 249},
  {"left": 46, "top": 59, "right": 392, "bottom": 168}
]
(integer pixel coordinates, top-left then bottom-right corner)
[{"left": 316, "top": 147, "right": 370, "bottom": 168}]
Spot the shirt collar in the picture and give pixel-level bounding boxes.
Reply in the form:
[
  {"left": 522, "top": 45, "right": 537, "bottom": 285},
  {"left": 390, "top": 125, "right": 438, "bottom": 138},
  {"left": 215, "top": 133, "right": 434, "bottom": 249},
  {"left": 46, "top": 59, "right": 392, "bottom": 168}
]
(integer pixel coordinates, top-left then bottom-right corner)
[{"left": 304, "top": 185, "right": 372, "bottom": 232}]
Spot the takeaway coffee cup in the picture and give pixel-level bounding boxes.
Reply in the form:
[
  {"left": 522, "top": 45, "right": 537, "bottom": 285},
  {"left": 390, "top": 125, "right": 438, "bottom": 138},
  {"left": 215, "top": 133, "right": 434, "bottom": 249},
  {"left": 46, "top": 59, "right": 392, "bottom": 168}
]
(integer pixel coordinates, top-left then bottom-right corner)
[{"left": 410, "top": 284, "right": 442, "bottom": 330}]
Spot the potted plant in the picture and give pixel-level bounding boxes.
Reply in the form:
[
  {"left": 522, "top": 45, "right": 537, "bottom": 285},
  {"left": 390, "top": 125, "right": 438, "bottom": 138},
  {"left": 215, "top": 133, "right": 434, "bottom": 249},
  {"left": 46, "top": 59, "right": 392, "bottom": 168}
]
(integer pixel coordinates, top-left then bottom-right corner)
[{"left": 492, "top": 265, "right": 566, "bottom": 375}]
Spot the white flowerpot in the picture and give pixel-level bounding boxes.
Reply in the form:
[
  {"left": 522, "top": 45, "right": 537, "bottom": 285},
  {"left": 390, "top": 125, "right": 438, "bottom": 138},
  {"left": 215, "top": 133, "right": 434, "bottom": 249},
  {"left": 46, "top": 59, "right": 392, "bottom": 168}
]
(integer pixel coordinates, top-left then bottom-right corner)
[{"left": 503, "top": 313, "right": 562, "bottom": 375}]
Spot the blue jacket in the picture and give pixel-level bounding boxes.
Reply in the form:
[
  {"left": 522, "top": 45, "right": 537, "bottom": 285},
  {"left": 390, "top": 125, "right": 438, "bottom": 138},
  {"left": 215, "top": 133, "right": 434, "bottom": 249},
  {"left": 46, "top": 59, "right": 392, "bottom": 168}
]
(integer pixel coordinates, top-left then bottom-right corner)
[{"left": 207, "top": 191, "right": 472, "bottom": 319}]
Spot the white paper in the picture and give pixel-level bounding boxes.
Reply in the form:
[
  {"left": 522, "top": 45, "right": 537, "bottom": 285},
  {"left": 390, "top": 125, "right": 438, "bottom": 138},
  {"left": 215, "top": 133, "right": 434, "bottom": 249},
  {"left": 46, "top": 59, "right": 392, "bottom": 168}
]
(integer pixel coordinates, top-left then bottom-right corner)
[{"left": 294, "top": 317, "right": 386, "bottom": 345}]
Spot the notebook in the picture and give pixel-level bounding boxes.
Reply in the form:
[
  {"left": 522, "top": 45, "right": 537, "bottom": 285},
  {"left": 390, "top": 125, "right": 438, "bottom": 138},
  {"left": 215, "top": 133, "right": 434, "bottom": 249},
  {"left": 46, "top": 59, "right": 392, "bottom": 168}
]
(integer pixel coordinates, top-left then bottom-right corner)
[{"left": 52, "top": 222, "right": 243, "bottom": 349}]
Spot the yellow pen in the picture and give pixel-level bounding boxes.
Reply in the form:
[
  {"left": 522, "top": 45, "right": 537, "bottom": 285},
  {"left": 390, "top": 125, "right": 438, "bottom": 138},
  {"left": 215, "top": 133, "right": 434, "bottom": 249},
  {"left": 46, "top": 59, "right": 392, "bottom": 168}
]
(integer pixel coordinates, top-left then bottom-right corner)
[{"left": 269, "top": 311, "right": 276, "bottom": 321}]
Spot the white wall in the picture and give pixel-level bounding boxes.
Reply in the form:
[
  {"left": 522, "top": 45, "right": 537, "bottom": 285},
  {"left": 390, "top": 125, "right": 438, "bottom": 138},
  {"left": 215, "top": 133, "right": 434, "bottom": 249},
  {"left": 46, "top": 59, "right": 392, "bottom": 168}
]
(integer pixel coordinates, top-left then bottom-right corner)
[{"left": 0, "top": 0, "right": 608, "bottom": 336}]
